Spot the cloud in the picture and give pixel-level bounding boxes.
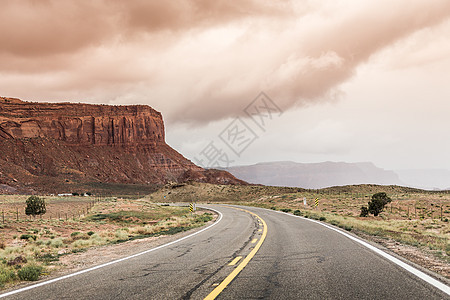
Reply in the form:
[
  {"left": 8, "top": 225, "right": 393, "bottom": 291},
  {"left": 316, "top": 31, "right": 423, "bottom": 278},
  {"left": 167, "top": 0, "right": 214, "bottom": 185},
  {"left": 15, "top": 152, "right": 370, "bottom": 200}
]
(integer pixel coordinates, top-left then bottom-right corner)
[{"left": 1, "top": 0, "right": 450, "bottom": 125}]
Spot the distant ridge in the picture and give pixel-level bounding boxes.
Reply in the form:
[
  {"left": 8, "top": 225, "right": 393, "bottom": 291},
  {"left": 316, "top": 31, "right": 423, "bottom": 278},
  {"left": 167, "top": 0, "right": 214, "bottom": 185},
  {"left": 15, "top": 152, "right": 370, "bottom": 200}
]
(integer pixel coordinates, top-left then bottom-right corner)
[{"left": 224, "top": 161, "right": 404, "bottom": 189}]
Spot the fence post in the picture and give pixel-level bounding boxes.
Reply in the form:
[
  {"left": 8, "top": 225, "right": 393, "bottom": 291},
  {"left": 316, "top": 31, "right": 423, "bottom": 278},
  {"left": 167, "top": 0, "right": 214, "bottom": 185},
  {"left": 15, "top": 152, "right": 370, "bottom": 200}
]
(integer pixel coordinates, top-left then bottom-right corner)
[
  {"left": 2, "top": 210, "right": 4, "bottom": 223},
  {"left": 16, "top": 208, "right": 19, "bottom": 221}
]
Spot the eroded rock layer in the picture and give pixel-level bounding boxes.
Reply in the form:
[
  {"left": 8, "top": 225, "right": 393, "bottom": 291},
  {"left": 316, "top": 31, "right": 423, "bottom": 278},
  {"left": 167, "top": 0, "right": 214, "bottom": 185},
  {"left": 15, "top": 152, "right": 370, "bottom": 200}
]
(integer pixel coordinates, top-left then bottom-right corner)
[{"left": 0, "top": 97, "right": 244, "bottom": 193}]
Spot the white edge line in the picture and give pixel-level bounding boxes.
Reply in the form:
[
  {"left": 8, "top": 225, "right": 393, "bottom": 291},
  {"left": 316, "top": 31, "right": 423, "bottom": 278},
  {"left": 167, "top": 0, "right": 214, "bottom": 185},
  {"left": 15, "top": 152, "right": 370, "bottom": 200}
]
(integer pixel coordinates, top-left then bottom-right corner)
[
  {"left": 0, "top": 207, "right": 223, "bottom": 299},
  {"left": 270, "top": 209, "right": 450, "bottom": 296}
]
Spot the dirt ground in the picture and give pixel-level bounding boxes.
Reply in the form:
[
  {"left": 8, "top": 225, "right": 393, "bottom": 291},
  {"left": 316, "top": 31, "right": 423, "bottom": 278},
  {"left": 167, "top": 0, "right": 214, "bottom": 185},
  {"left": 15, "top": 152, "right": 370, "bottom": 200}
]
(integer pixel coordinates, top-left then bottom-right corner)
[
  {"left": 5, "top": 216, "right": 217, "bottom": 292},
  {"left": 353, "top": 230, "right": 449, "bottom": 280}
]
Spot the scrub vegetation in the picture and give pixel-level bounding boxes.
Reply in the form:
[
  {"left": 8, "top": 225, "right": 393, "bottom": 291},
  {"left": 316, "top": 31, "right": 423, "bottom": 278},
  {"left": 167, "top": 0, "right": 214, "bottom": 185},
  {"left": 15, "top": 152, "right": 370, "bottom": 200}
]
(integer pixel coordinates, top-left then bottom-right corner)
[
  {"left": 0, "top": 195, "right": 213, "bottom": 289},
  {"left": 150, "top": 182, "right": 450, "bottom": 278}
]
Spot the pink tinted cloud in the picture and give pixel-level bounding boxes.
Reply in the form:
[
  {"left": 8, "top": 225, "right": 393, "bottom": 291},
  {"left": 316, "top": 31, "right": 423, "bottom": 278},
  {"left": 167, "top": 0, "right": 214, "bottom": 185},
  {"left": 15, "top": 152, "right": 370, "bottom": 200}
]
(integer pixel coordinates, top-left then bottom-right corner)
[{"left": 0, "top": 0, "right": 449, "bottom": 125}]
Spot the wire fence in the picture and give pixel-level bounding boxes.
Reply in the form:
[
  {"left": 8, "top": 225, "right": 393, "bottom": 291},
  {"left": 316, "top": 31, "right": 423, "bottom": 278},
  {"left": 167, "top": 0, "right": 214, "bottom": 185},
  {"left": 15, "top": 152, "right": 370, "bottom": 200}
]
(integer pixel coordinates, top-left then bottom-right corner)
[{"left": 0, "top": 198, "right": 104, "bottom": 224}]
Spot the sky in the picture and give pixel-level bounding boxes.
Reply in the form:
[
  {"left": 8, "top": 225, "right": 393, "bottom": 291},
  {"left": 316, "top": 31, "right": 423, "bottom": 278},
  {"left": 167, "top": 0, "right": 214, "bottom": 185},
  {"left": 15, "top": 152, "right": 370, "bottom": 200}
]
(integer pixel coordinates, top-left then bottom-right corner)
[{"left": 1, "top": 0, "right": 450, "bottom": 172}]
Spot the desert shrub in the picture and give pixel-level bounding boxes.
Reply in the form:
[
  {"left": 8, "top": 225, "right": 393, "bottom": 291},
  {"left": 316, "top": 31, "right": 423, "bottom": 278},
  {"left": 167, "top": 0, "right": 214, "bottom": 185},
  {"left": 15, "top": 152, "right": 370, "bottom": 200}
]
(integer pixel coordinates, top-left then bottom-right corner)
[
  {"left": 20, "top": 234, "right": 36, "bottom": 241},
  {"left": 195, "top": 214, "right": 213, "bottom": 223},
  {"left": 280, "top": 208, "right": 292, "bottom": 213},
  {"left": 343, "top": 225, "right": 352, "bottom": 231},
  {"left": 0, "top": 266, "right": 16, "bottom": 287},
  {"left": 17, "top": 265, "right": 43, "bottom": 281},
  {"left": 25, "top": 196, "right": 46, "bottom": 218},
  {"left": 38, "top": 253, "right": 59, "bottom": 263},
  {"left": 293, "top": 210, "right": 302, "bottom": 216},
  {"left": 70, "top": 232, "right": 81, "bottom": 237},
  {"left": 368, "top": 192, "right": 392, "bottom": 216},
  {"left": 360, "top": 206, "right": 369, "bottom": 217},
  {"left": 270, "top": 207, "right": 277, "bottom": 210},
  {"left": 87, "top": 231, "right": 95, "bottom": 236},
  {"left": 49, "top": 238, "right": 64, "bottom": 248},
  {"left": 309, "top": 214, "right": 320, "bottom": 220},
  {"left": 319, "top": 216, "right": 326, "bottom": 221},
  {"left": 330, "top": 220, "right": 340, "bottom": 227}
]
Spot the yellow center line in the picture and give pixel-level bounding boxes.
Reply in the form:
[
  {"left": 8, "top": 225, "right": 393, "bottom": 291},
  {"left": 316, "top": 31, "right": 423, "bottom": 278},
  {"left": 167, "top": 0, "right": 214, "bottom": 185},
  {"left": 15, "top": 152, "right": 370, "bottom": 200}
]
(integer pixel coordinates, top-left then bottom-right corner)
[
  {"left": 204, "top": 208, "right": 268, "bottom": 300},
  {"left": 251, "top": 239, "right": 257, "bottom": 244},
  {"left": 228, "top": 256, "right": 242, "bottom": 266}
]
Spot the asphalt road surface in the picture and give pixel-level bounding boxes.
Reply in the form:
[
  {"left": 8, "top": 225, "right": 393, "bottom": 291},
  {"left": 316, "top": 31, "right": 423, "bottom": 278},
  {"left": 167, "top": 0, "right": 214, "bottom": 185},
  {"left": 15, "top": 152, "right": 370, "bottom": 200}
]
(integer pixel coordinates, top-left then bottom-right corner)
[{"left": 1, "top": 205, "right": 449, "bottom": 299}]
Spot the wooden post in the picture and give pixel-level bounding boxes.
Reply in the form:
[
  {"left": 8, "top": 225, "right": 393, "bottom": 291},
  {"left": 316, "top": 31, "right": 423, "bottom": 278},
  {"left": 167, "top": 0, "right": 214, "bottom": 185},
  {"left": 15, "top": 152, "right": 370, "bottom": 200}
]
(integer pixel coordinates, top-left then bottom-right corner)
[
  {"left": 2, "top": 210, "right": 4, "bottom": 223},
  {"left": 441, "top": 206, "right": 443, "bottom": 221},
  {"left": 407, "top": 206, "right": 409, "bottom": 218},
  {"left": 16, "top": 208, "right": 19, "bottom": 221}
]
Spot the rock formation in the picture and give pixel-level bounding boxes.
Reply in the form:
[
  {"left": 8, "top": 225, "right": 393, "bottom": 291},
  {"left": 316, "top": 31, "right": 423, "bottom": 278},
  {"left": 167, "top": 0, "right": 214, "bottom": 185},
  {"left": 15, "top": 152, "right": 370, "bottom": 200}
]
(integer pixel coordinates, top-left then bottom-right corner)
[{"left": 0, "top": 97, "right": 245, "bottom": 194}]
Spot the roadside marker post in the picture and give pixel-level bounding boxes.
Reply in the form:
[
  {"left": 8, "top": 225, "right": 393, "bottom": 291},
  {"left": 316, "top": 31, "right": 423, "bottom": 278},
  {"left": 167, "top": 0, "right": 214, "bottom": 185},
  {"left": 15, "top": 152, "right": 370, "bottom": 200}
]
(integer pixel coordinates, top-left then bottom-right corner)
[{"left": 314, "top": 198, "right": 319, "bottom": 208}]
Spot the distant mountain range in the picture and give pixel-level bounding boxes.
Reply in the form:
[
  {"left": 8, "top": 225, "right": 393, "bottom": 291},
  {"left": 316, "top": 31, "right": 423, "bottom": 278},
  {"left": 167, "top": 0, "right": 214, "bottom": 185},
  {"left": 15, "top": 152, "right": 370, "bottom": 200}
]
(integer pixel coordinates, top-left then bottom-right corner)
[
  {"left": 395, "top": 169, "right": 450, "bottom": 190},
  {"left": 224, "top": 161, "right": 450, "bottom": 190}
]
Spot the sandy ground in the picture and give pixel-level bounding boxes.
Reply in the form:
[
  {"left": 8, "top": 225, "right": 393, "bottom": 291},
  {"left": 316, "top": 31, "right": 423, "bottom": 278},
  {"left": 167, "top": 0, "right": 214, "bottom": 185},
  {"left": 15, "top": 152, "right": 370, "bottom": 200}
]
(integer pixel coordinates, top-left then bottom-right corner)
[{"left": 355, "top": 230, "right": 449, "bottom": 280}]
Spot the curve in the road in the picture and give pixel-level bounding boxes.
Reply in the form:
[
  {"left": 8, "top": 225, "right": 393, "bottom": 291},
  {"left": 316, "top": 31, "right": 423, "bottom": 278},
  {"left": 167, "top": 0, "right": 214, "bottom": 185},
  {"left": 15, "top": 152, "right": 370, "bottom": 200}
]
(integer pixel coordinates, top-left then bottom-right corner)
[
  {"left": 271, "top": 209, "right": 450, "bottom": 296},
  {"left": 0, "top": 207, "right": 223, "bottom": 299},
  {"left": 204, "top": 207, "right": 267, "bottom": 300}
]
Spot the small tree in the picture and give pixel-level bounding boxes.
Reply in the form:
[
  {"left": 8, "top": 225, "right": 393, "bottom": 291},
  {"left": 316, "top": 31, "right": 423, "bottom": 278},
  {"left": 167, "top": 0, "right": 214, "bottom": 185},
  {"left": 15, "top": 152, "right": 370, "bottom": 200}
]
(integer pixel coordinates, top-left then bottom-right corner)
[
  {"left": 360, "top": 206, "right": 369, "bottom": 217},
  {"left": 25, "top": 196, "right": 46, "bottom": 218},
  {"left": 368, "top": 192, "right": 391, "bottom": 216}
]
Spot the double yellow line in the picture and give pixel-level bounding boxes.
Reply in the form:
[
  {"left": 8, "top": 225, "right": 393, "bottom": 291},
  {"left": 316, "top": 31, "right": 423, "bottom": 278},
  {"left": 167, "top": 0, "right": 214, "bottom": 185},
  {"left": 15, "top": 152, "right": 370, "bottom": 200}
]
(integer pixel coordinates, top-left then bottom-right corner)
[{"left": 204, "top": 208, "right": 268, "bottom": 300}]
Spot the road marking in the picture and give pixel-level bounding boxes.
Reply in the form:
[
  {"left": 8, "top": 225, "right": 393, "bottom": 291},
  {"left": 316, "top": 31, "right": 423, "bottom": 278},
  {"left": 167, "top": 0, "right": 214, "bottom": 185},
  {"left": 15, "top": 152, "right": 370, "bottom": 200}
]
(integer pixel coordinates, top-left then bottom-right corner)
[
  {"left": 204, "top": 208, "right": 267, "bottom": 300},
  {"left": 0, "top": 207, "right": 223, "bottom": 299},
  {"left": 251, "top": 239, "right": 257, "bottom": 244},
  {"left": 274, "top": 210, "right": 450, "bottom": 296},
  {"left": 228, "top": 256, "right": 242, "bottom": 266},
  {"left": 258, "top": 229, "right": 262, "bottom": 232}
]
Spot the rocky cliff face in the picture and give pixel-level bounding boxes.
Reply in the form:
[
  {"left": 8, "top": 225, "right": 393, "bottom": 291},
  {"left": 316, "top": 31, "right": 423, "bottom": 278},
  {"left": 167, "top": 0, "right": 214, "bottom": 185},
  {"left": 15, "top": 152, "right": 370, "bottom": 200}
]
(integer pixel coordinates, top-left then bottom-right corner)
[
  {"left": 0, "top": 97, "right": 165, "bottom": 146},
  {"left": 0, "top": 97, "right": 244, "bottom": 194}
]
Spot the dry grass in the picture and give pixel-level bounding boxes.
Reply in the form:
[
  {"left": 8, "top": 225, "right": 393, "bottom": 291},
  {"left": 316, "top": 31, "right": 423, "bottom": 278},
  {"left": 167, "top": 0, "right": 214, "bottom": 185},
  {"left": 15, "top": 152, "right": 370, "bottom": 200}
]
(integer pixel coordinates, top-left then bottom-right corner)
[
  {"left": 148, "top": 182, "right": 450, "bottom": 265},
  {"left": 0, "top": 195, "right": 213, "bottom": 289}
]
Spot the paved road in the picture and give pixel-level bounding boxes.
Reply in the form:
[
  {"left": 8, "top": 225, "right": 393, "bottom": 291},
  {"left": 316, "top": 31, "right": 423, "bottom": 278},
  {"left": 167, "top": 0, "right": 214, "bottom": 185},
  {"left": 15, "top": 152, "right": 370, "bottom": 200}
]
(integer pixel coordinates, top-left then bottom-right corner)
[{"left": 1, "top": 205, "right": 449, "bottom": 299}]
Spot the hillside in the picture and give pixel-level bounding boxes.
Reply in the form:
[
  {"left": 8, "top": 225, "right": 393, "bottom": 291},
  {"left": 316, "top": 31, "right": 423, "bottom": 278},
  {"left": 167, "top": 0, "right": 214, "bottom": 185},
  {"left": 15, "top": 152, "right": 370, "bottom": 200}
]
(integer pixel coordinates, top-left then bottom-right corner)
[{"left": 0, "top": 97, "right": 244, "bottom": 194}]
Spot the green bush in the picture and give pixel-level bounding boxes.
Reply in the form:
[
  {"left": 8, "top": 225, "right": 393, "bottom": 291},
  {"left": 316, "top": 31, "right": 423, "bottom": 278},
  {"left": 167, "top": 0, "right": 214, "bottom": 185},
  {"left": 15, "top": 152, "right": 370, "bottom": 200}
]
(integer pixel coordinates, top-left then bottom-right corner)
[
  {"left": 309, "top": 214, "right": 320, "bottom": 220},
  {"left": 280, "top": 208, "right": 292, "bottom": 213},
  {"left": 293, "top": 210, "right": 302, "bottom": 216},
  {"left": 17, "top": 265, "right": 43, "bottom": 281},
  {"left": 195, "top": 214, "right": 213, "bottom": 223},
  {"left": 330, "top": 220, "right": 340, "bottom": 227},
  {"left": 20, "top": 234, "right": 37, "bottom": 241},
  {"left": 360, "top": 206, "right": 369, "bottom": 217},
  {"left": 343, "top": 225, "right": 352, "bottom": 231},
  {"left": 0, "top": 266, "right": 16, "bottom": 287},
  {"left": 319, "top": 216, "right": 326, "bottom": 221},
  {"left": 87, "top": 231, "right": 95, "bottom": 236},
  {"left": 368, "top": 192, "right": 391, "bottom": 216},
  {"left": 25, "top": 196, "right": 46, "bottom": 218}
]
